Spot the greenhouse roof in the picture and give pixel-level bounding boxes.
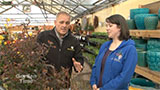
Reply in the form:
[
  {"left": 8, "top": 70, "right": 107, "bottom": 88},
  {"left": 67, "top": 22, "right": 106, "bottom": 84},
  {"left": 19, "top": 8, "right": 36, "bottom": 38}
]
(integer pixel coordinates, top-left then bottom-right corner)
[{"left": 0, "top": 0, "right": 126, "bottom": 26}]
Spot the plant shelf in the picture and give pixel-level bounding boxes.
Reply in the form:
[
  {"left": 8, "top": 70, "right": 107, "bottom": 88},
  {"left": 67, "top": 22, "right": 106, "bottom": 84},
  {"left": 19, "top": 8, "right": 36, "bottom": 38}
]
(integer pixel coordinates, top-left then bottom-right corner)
[
  {"left": 130, "top": 30, "right": 160, "bottom": 38},
  {"left": 135, "top": 65, "right": 160, "bottom": 84}
]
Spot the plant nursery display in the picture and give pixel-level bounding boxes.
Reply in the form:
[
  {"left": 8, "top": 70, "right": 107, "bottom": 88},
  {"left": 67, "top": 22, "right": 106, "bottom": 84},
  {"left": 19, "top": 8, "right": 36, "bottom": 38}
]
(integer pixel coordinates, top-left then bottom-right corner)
[{"left": 0, "top": 35, "right": 70, "bottom": 90}]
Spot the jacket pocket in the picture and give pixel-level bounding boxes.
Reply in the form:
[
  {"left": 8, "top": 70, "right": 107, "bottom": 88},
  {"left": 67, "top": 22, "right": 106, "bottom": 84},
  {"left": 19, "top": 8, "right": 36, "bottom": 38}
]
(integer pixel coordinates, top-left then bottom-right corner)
[{"left": 111, "top": 60, "right": 123, "bottom": 76}]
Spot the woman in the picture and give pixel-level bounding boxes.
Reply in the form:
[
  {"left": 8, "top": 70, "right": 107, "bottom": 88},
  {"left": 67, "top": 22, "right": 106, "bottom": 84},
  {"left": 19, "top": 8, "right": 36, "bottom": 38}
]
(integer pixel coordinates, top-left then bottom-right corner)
[{"left": 90, "top": 14, "right": 137, "bottom": 90}]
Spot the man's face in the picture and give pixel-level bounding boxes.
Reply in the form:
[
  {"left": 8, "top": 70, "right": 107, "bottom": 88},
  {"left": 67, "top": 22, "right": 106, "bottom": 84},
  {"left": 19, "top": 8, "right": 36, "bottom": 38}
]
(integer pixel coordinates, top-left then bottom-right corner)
[{"left": 54, "top": 14, "right": 70, "bottom": 36}]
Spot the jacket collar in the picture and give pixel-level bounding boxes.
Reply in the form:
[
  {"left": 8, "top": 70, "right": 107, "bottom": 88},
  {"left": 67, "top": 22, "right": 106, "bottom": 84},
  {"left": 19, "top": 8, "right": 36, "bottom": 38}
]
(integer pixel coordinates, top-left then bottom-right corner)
[{"left": 49, "top": 27, "right": 57, "bottom": 37}]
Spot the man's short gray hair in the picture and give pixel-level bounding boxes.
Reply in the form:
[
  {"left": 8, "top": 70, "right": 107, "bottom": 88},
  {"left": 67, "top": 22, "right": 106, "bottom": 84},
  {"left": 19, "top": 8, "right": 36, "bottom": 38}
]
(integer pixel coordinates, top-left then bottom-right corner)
[{"left": 56, "top": 11, "right": 71, "bottom": 20}]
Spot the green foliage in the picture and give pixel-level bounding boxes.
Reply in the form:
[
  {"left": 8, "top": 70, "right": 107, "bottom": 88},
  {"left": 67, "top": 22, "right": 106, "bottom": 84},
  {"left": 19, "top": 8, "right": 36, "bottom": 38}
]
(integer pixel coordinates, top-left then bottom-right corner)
[
  {"left": 88, "top": 24, "right": 94, "bottom": 31},
  {"left": 83, "top": 53, "right": 95, "bottom": 67},
  {"left": 1, "top": 1, "right": 12, "bottom": 5},
  {"left": 85, "top": 24, "right": 94, "bottom": 31},
  {"left": 85, "top": 46, "right": 99, "bottom": 55},
  {"left": 89, "top": 38, "right": 107, "bottom": 46},
  {"left": 83, "top": 32, "right": 109, "bottom": 66},
  {"left": 91, "top": 32, "right": 108, "bottom": 36}
]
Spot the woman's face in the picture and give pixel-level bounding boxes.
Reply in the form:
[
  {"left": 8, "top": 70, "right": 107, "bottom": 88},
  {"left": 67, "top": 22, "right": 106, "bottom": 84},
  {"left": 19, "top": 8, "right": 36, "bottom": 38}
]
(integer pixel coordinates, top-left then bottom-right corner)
[{"left": 106, "top": 22, "right": 121, "bottom": 39}]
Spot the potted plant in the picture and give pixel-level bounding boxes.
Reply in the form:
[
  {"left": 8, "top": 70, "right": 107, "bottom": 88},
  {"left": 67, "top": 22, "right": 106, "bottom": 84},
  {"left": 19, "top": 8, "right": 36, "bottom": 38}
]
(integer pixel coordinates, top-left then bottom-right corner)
[
  {"left": 87, "top": 24, "right": 94, "bottom": 31},
  {"left": 85, "top": 24, "right": 94, "bottom": 35}
]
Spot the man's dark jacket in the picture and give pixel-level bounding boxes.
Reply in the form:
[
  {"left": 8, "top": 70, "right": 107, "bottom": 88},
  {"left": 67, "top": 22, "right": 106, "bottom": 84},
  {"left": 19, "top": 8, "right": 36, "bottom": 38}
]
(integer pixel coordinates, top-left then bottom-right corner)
[{"left": 37, "top": 28, "right": 84, "bottom": 75}]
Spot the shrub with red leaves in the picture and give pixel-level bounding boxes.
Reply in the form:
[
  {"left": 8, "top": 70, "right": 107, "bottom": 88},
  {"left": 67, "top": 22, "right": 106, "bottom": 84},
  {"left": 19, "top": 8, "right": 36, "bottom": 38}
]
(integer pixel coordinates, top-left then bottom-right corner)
[{"left": 0, "top": 36, "right": 70, "bottom": 90}]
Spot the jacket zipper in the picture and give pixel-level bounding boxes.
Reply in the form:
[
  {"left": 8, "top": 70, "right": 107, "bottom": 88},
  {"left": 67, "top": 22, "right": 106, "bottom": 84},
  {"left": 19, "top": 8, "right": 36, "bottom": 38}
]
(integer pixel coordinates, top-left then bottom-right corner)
[{"left": 58, "top": 41, "right": 63, "bottom": 65}]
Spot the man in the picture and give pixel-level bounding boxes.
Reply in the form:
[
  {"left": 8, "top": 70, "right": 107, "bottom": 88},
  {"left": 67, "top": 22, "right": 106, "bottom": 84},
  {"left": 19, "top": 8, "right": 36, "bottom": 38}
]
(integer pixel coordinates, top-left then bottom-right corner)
[{"left": 37, "top": 11, "right": 84, "bottom": 88}]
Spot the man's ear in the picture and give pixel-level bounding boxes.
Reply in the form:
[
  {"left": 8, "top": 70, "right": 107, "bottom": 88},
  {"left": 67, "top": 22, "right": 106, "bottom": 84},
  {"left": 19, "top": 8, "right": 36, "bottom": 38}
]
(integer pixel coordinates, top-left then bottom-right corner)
[{"left": 54, "top": 20, "right": 56, "bottom": 25}]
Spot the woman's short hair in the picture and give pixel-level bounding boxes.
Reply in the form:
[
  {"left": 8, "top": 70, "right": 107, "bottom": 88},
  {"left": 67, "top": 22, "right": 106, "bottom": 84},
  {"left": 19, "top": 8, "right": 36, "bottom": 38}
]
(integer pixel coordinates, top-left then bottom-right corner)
[{"left": 105, "top": 14, "right": 130, "bottom": 40}]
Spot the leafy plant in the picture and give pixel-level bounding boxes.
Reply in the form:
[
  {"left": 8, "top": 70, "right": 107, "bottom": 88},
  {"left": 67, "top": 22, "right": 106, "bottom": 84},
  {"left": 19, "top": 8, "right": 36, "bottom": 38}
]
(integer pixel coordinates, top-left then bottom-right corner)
[
  {"left": 87, "top": 24, "right": 94, "bottom": 31},
  {"left": 85, "top": 24, "right": 94, "bottom": 31},
  {"left": 0, "top": 36, "right": 70, "bottom": 90},
  {"left": 83, "top": 32, "right": 109, "bottom": 67}
]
